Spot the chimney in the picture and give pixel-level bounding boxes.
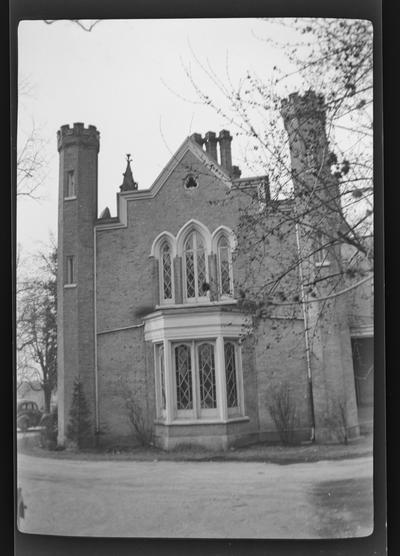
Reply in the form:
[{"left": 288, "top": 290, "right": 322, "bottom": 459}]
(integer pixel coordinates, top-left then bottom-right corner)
[
  {"left": 232, "top": 165, "right": 241, "bottom": 178},
  {"left": 190, "top": 133, "right": 203, "bottom": 147},
  {"left": 204, "top": 131, "right": 218, "bottom": 162},
  {"left": 218, "top": 130, "right": 232, "bottom": 173}
]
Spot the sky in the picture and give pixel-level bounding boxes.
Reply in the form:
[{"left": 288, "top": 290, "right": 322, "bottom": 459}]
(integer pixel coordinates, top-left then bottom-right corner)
[{"left": 16, "top": 18, "right": 307, "bottom": 258}]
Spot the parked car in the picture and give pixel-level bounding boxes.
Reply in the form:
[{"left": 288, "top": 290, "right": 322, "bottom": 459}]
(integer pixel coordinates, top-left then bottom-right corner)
[{"left": 17, "top": 400, "right": 42, "bottom": 432}]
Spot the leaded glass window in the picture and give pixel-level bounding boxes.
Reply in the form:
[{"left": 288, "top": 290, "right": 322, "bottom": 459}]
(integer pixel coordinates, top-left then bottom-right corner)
[
  {"left": 198, "top": 343, "right": 217, "bottom": 409},
  {"left": 184, "top": 231, "right": 208, "bottom": 300},
  {"left": 161, "top": 243, "right": 173, "bottom": 300},
  {"left": 175, "top": 344, "right": 193, "bottom": 410},
  {"left": 218, "top": 236, "right": 232, "bottom": 296},
  {"left": 224, "top": 342, "right": 238, "bottom": 408}
]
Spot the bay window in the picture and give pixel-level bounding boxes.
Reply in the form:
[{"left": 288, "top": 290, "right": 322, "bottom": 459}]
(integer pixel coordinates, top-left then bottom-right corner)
[{"left": 155, "top": 336, "right": 243, "bottom": 422}]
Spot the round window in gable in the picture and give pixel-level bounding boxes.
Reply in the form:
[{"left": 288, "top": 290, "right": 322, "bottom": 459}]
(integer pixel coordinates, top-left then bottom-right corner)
[{"left": 184, "top": 175, "right": 198, "bottom": 190}]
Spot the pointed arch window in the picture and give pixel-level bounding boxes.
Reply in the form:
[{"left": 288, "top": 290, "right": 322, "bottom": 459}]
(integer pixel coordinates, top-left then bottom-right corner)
[
  {"left": 184, "top": 231, "right": 209, "bottom": 301},
  {"left": 217, "top": 235, "right": 233, "bottom": 297},
  {"left": 198, "top": 343, "right": 217, "bottom": 409},
  {"left": 224, "top": 341, "right": 239, "bottom": 409},
  {"left": 160, "top": 242, "right": 173, "bottom": 302}
]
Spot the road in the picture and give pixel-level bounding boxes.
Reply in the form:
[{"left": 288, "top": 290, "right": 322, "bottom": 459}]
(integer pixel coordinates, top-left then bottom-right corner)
[{"left": 17, "top": 453, "right": 373, "bottom": 538}]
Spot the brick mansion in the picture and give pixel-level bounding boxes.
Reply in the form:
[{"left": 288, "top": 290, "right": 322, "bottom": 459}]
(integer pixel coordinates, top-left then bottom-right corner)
[{"left": 56, "top": 91, "right": 373, "bottom": 450}]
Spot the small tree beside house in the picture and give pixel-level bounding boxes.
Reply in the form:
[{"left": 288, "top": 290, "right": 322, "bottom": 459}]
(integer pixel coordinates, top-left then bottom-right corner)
[{"left": 66, "top": 378, "right": 92, "bottom": 449}]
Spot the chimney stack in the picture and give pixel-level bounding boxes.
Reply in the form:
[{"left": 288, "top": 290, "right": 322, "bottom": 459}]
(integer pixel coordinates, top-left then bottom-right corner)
[
  {"left": 190, "top": 133, "right": 203, "bottom": 147},
  {"left": 204, "top": 131, "right": 218, "bottom": 162},
  {"left": 218, "top": 130, "right": 232, "bottom": 174}
]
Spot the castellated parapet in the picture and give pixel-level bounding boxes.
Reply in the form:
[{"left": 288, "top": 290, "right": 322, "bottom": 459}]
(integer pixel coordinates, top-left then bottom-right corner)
[
  {"left": 281, "top": 90, "right": 326, "bottom": 125},
  {"left": 57, "top": 123, "right": 100, "bottom": 153}
]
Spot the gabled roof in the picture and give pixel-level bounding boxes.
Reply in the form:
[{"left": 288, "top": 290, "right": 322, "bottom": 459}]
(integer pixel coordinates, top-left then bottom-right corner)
[
  {"left": 119, "top": 135, "right": 232, "bottom": 201},
  {"left": 96, "top": 135, "right": 236, "bottom": 230}
]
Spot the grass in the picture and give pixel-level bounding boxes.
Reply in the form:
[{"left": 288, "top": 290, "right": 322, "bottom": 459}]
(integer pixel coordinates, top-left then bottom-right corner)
[{"left": 17, "top": 432, "right": 373, "bottom": 465}]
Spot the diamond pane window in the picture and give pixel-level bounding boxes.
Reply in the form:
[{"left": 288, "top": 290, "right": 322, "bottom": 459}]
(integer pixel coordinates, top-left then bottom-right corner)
[
  {"left": 218, "top": 236, "right": 232, "bottom": 296},
  {"left": 184, "top": 231, "right": 208, "bottom": 300},
  {"left": 175, "top": 344, "right": 193, "bottom": 410},
  {"left": 161, "top": 243, "right": 173, "bottom": 300},
  {"left": 198, "top": 343, "right": 216, "bottom": 409},
  {"left": 185, "top": 251, "right": 196, "bottom": 298},
  {"left": 197, "top": 250, "right": 207, "bottom": 293},
  {"left": 224, "top": 342, "right": 238, "bottom": 408}
]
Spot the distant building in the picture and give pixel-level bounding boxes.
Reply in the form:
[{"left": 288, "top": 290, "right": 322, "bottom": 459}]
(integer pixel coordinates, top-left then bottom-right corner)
[{"left": 56, "top": 91, "right": 373, "bottom": 449}]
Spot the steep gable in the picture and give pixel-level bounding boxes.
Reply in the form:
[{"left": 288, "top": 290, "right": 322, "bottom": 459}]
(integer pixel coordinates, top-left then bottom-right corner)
[{"left": 121, "top": 135, "right": 233, "bottom": 201}]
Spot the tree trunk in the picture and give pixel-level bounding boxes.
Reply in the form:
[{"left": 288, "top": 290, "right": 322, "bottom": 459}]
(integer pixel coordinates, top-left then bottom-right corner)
[{"left": 43, "top": 382, "right": 52, "bottom": 413}]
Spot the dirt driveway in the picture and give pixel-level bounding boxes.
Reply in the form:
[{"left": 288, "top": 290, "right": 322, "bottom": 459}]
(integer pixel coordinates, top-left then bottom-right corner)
[{"left": 17, "top": 453, "right": 373, "bottom": 538}]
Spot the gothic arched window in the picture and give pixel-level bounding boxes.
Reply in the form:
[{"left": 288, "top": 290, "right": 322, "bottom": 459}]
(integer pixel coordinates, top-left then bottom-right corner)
[
  {"left": 160, "top": 242, "right": 173, "bottom": 302},
  {"left": 217, "top": 235, "right": 233, "bottom": 297},
  {"left": 224, "top": 341, "right": 239, "bottom": 409},
  {"left": 183, "top": 231, "right": 208, "bottom": 301}
]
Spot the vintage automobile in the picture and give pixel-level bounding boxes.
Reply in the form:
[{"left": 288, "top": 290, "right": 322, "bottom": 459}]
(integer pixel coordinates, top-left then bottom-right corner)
[{"left": 17, "top": 400, "right": 42, "bottom": 432}]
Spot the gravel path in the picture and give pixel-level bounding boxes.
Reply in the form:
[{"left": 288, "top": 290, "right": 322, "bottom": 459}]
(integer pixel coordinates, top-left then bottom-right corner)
[{"left": 17, "top": 453, "right": 373, "bottom": 538}]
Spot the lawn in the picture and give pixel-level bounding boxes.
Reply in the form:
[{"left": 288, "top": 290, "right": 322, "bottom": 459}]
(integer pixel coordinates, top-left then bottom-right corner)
[{"left": 17, "top": 431, "right": 373, "bottom": 464}]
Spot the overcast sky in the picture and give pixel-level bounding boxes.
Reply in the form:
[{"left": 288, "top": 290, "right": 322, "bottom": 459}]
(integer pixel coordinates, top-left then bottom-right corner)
[{"left": 17, "top": 18, "right": 305, "bottom": 257}]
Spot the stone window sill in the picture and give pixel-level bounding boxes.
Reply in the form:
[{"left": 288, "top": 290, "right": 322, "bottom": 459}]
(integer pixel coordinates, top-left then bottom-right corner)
[
  {"left": 155, "top": 299, "right": 237, "bottom": 310},
  {"left": 64, "top": 196, "right": 77, "bottom": 201},
  {"left": 64, "top": 283, "right": 77, "bottom": 289},
  {"left": 154, "top": 416, "right": 249, "bottom": 426}
]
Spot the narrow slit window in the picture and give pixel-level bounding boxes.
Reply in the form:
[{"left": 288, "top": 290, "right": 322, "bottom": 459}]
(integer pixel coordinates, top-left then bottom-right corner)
[
  {"left": 66, "top": 256, "right": 75, "bottom": 284},
  {"left": 66, "top": 171, "right": 76, "bottom": 198}
]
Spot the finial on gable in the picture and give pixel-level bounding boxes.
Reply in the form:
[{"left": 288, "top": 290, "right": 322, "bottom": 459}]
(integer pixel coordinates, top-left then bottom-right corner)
[{"left": 120, "top": 153, "right": 138, "bottom": 191}]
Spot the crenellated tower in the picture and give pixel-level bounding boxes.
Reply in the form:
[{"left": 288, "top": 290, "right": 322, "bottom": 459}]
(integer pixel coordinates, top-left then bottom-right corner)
[
  {"left": 281, "top": 91, "right": 359, "bottom": 442},
  {"left": 57, "top": 123, "right": 99, "bottom": 447}
]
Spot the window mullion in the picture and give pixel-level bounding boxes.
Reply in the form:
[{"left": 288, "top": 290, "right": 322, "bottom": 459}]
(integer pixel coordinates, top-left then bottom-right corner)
[
  {"left": 163, "top": 340, "right": 174, "bottom": 423},
  {"left": 216, "top": 336, "right": 228, "bottom": 420}
]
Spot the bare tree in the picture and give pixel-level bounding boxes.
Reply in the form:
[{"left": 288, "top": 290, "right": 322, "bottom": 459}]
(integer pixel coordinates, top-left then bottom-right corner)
[
  {"left": 17, "top": 124, "right": 49, "bottom": 199},
  {"left": 43, "top": 20, "right": 101, "bottom": 32},
  {"left": 17, "top": 245, "right": 57, "bottom": 413},
  {"left": 182, "top": 18, "right": 373, "bottom": 311},
  {"left": 17, "top": 72, "right": 51, "bottom": 200}
]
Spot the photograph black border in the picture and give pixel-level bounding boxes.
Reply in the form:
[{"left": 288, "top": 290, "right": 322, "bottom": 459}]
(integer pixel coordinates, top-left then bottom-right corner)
[{"left": 9, "top": 1, "right": 385, "bottom": 555}]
